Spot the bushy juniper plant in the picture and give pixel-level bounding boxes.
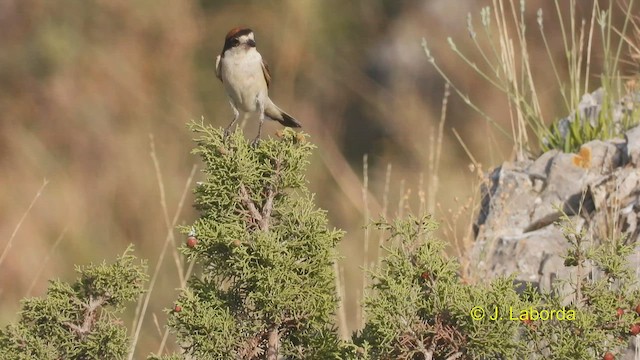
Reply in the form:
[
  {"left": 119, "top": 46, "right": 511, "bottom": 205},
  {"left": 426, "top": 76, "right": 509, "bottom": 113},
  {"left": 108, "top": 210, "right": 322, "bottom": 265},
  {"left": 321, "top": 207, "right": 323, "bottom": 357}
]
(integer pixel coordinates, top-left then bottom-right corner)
[
  {"left": 352, "top": 215, "right": 640, "bottom": 359},
  {"left": 353, "top": 215, "right": 530, "bottom": 359},
  {"left": 161, "top": 122, "right": 345, "bottom": 359},
  {"left": 0, "top": 246, "right": 147, "bottom": 360}
]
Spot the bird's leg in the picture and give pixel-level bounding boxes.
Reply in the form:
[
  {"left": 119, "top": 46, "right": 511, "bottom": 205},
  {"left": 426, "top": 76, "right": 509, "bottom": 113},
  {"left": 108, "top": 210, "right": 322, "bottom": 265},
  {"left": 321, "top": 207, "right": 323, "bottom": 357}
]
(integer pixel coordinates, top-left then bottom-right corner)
[
  {"left": 224, "top": 103, "right": 240, "bottom": 139},
  {"left": 252, "top": 101, "right": 265, "bottom": 146}
]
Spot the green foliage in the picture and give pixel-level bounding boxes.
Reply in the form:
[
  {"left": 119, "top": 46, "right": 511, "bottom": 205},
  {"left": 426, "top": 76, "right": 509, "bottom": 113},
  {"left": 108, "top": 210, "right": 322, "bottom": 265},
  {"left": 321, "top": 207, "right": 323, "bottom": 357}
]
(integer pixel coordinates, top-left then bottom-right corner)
[
  {"left": 0, "top": 246, "right": 147, "bottom": 360},
  {"left": 165, "top": 121, "right": 345, "bottom": 359},
  {"left": 354, "top": 214, "right": 640, "bottom": 359},
  {"left": 543, "top": 216, "right": 640, "bottom": 359},
  {"left": 3, "top": 121, "right": 637, "bottom": 360},
  {"left": 354, "top": 215, "right": 531, "bottom": 359},
  {"left": 542, "top": 92, "right": 640, "bottom": 153},
  {"left": 544, "top": 111, "right": 603, "bottom": 154}
]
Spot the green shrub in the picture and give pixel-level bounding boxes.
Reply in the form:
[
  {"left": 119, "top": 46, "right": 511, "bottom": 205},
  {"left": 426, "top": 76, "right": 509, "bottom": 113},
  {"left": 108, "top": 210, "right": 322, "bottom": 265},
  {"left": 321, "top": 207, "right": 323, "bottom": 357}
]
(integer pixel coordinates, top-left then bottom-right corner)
[{"left": 0, "top": 247, "right": 147, "bottom": 360}]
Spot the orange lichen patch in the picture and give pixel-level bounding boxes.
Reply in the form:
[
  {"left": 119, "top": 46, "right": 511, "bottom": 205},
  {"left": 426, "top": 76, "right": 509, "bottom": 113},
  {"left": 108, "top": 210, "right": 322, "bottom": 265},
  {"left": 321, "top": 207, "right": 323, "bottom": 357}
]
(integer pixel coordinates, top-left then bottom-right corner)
[{"left": 572, "top": 146, "right": 592, "bottom": 169}]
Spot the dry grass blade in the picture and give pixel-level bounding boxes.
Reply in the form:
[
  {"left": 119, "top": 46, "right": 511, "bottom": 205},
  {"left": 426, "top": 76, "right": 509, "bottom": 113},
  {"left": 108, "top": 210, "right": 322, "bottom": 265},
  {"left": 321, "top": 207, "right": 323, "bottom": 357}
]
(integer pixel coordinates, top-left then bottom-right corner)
[
  {"left": 360, "top": 154, "right": 370, "bottom": 329},
  {"left": 150, "top": 134, "right": 185, "bottom": 284},
  {"left": 428, "top": 84, "right": 450, "bottom": 214},
  {"left": 25, "top": 225, "right": 68, "bottom": 296},
  {"left": 128, "top": 135, "right": 197, "bottom": 359},
  {"left": 0, "top": 179, "right": 49, "bottom": 267},
  {"left": 374, "top": 163, "right": 393, "bottom": 271},
  {"left": 451, "top": 128, "right": 479, "bottom": 168},
  {"left": 156, "top": 257, "right": 196, "bottom": 354},
  {"left": 333, "top": 261, "right": 348, "bottom": 340},
  {"left": 152, "top": 313, "right": 163, "bottom": 337}
]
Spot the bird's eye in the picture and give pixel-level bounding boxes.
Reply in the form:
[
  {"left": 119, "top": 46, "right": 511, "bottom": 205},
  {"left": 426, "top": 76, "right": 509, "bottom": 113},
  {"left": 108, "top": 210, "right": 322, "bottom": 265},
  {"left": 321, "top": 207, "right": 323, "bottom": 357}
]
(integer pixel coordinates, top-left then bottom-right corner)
[{"left": 231, "top": 38, "right": 240, "bottom": 46}]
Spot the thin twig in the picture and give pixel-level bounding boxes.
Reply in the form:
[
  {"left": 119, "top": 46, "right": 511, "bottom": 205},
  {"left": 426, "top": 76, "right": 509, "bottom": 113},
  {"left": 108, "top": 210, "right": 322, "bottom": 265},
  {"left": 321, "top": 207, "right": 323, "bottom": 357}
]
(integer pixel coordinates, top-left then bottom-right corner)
[
  {"left": 266, "top": 326, "right": 280, "bottom": 360},
  {"left": 65, "top": 295, "right": 108, "bottom": 339},
  {"left": 260, "top": 185, "right": 275, "bottom": 232},
  {"left": 259, "top": 159, "right": 281, "bottom": 232},
  {"left": 239, "top": 183, "right": 263, "bottom": 224}
]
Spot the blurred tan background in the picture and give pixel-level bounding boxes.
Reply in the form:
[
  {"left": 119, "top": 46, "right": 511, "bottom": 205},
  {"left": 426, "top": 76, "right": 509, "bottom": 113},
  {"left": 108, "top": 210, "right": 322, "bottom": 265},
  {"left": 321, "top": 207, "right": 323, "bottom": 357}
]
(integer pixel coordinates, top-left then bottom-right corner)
[{"left": 0, "top": 0, "right": 632, "bottom": 355}]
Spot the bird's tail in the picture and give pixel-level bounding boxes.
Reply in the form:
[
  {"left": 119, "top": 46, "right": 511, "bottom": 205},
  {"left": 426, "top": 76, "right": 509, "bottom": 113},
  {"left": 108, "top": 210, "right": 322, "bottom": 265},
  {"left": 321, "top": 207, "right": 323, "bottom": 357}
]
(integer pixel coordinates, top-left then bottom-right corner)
[{"left": 265, "top": 101, "right": 302, "bottom": 128}]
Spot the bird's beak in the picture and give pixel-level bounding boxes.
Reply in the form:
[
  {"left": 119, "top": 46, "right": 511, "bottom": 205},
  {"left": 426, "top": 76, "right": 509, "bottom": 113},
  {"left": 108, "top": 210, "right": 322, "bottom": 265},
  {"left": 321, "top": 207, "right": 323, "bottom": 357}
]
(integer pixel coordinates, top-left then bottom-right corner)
[{"left": 247, "top": 39, "right": 256, "bottom": 48}]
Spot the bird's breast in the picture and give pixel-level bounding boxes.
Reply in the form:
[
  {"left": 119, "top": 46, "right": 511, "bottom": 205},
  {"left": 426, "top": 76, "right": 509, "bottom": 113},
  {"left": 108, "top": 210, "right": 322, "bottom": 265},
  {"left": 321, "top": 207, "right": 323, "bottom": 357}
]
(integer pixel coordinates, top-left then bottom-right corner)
[{"left": 221, "top": 50, "right": 268, "bottom": 112}]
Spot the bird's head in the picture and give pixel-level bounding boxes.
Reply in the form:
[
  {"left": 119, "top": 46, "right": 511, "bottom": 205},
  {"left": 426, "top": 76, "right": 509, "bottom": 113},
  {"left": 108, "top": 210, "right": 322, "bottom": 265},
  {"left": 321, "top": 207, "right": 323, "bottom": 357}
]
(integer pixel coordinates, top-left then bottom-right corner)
[{"left": 221, "top": 27, "right": 256, "bottom": 55}]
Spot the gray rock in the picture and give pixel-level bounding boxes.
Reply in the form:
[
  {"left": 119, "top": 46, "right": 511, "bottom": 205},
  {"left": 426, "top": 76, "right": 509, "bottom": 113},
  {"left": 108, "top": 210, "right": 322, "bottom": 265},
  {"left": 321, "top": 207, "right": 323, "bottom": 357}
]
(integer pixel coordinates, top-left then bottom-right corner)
[{"left": 473, "top": 122, "right": 640, "bottom": 288}]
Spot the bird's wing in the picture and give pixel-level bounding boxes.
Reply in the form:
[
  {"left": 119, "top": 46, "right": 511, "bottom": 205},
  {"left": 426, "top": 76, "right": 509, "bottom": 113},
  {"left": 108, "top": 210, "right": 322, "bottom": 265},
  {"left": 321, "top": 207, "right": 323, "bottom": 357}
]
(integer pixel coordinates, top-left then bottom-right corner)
[
  {"left": 215, "top": 55, "right": 223, "bottom": 82},
  {"left": 261, "top": 59, "right": 271, "bottom": 88}
]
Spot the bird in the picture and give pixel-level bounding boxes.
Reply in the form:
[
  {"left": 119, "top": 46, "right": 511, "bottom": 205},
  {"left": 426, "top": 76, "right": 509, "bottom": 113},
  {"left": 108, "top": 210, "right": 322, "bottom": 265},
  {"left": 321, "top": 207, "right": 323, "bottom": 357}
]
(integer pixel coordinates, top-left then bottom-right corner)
[{"left": 215, "top": 27, "right": 301, "bottom": 143}]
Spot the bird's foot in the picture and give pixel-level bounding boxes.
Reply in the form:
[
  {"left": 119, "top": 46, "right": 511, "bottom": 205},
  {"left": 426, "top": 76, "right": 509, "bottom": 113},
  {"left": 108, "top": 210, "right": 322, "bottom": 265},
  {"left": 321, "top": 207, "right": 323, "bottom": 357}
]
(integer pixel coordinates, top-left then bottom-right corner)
[
  {"left": 250, "top": 137, "right": 261, "bottom": 147},
  {"left": 224, "top": 126, "right": 237, "bottom": 141}
]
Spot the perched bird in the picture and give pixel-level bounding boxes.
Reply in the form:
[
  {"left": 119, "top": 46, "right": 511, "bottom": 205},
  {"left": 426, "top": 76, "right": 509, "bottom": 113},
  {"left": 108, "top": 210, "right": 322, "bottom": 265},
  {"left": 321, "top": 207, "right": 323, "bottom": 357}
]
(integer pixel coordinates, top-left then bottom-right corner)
[{"left": 215, "top": 27, "right": 301, "bottom": 142}]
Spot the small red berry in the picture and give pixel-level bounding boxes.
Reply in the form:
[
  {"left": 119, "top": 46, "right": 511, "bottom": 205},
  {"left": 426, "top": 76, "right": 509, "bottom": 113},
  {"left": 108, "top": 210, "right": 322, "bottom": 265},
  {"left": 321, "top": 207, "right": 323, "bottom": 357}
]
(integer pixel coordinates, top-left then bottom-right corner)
[
  {"left": 630, "top": 323, "right": 640, "bottom": 336},
  {"left": 635, "top": 304, "right": 640, "bottom": 316},
  {"left": 616, "top": 308, "right": 624, "bottom": 318},
  {"left": 173, "top": 304, "right": 182, "bottom": 313},
  {"left": 186, "top": 236, "right": 198, "bottom": 248},
  {"left": 420, "top": 271, "right": 430, "bottom": 280},
  {"left": 603, "top": 352, "right": 615, "bottom": 360}
]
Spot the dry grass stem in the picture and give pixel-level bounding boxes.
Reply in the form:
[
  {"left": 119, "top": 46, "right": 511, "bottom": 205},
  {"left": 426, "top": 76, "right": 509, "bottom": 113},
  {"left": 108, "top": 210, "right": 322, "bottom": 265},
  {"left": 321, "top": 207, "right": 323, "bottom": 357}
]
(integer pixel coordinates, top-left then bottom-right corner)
[
  {"left": 333, "top": 261, "right": 349, "bottom": 340},
  {"left": 0, "top": 179, "right": 49, "bottom": 267},
  {"left": 128, "top": 136, "right": 197, "bottom": 359},
  {"left": 150, "top": 134, "right": 185, "bottom": 284},
  {"left": 360, "top": 154, "right": 370, "bottom": 328},
  {"left": 25, "top": 225, "right": 68, "bottom": 296}
]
